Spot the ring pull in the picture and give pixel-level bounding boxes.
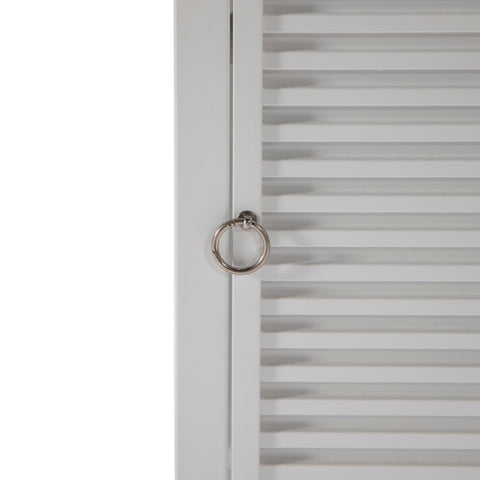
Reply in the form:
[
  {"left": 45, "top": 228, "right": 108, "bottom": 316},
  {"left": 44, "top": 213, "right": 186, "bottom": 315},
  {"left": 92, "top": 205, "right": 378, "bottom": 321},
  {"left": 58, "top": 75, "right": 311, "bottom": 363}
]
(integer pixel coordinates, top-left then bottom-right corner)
[{"left": 211, "top": 211, "right": 271, "bottom": 275}]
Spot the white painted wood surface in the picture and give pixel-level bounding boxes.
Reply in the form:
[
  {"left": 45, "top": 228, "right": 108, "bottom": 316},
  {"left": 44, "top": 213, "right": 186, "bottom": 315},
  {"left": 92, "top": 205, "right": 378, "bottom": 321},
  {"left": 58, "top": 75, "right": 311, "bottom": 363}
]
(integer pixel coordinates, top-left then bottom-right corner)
[
  {"left": 231, "top": 1, "right": 263, "bottom": 479},
  {"left": 178, "top": 0, "right": 480, "bottom": 478},
  {"left": 258, "top": 0, "right": 480, "bottom": 478},
  {"left": 176, "top": 1, "right": 230, "bottom": 479}
]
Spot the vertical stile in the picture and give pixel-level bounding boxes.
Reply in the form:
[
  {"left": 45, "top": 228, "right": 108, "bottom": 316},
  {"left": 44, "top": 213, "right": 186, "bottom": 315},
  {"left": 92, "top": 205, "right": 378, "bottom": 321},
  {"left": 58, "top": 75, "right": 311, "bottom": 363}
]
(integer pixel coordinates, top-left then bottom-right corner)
[{"left": 231, "top": 0, "right": 263, "bottom": 479}]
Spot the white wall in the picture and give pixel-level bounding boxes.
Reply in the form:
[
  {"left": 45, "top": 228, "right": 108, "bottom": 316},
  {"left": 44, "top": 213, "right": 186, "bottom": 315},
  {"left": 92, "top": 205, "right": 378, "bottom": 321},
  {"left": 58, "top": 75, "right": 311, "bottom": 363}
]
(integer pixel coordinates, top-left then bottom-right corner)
[{"left": 0, "top": 1, "right": 173, "bottom": 478}]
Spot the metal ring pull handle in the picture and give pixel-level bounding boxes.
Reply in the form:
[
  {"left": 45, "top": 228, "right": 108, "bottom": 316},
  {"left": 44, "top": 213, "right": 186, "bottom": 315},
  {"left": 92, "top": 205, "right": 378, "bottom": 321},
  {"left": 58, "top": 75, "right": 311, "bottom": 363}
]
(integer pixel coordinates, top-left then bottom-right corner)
[{"left": 212, "top": 211, "right": 270, "bottom": 275}]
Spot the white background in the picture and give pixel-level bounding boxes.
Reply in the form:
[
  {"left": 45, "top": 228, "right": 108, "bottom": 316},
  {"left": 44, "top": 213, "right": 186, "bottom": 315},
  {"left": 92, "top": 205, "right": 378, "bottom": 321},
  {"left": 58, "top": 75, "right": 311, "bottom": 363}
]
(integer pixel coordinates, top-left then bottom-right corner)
[{"left": 0, "top": 1, "right": 173, "bottom": 478}]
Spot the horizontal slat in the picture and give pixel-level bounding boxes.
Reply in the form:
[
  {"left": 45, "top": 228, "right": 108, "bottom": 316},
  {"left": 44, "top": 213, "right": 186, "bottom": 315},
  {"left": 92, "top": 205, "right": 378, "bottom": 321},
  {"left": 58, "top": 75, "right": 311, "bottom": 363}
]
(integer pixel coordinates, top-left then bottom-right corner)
[
  {"left": 264, "top": 70, "right": 480, "bottom": 89},
  {"left": 263, "top": 178, "right": 480, "bottom": 196},
  {"left": 260, "top": 414, "right": 480, "bottom": 432},
  {"left": 263, "top": 212, "right": 480, "bottom": 230},
  {"left": 263, "top": 124, "right": 480, "bottom": 143},
  {"left": 260, "top": 432, "right": 480, "bottom": 449},
  {"left": 261, "top": 332, "right": 480, "bottom": 349},
  {"left": 263, "top": 160, "right": 480, "bottom": 178},
  {"left": 262, "top": 265, "right": 480, "bottom": 282},
  {"left": 268, "top": 41, "right": 480, "bottom": 60},
  {"left": 268, "top": 231, "right": 480, "bottom": 248},
  {"left": 264, "top": 34, "right": 480, "bottom": 53},
  {"left": 261, "top": 366, "right": 480, "bottom": 383},
  {"left": 262, "top": 349, "right": 480, "bottom": 368},
  {"left": 263, "top": 195, "right": 480, "bottom": 213},
  {"left": 264, "top": 14, "right": 480, "bottom": 34},
  {"left": 264, "top": 0, "right": 480, "bottom": 14},
  {"left": 263, "top": 87, "right": 480, "bottom": 107},
  {"left": 263, "top": 142, "right": 480, "bottom": 161},
  {"left": 261, "top": 399, "right": 480, "bottom": 416},
  {"left": 261, "top": 315, "right": 480, "bottom": 333},
  {"left": 264, "top": 51, "right": 480, "bottom": 70},
  {"left": 260, "top": 465, "right": 480, "bottom": 480},
  {"left": 266, "top": 247, "right": 480, "bottom": 267},
  {"left": 264, "top": 212, "right": 480, "bottom": 231},
  {"left": 262, "top": 299, "right": 480, "bottom": 316},
  {"left": 261, "top": 381, "right": 480, "bottom": 400},
  {"left": 263, "top": 106, "right": 480, "bottom": 125},
  {"left": 262, "top": 281, "right": 480, "bottom": 298}
]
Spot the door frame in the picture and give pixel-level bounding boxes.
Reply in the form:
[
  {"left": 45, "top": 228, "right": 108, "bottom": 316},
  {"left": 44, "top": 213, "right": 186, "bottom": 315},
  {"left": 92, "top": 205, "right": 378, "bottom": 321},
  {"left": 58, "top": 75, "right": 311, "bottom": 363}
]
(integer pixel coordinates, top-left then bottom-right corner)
[{"left": 175, "top": 0, "right": 231, "bottom": 478}]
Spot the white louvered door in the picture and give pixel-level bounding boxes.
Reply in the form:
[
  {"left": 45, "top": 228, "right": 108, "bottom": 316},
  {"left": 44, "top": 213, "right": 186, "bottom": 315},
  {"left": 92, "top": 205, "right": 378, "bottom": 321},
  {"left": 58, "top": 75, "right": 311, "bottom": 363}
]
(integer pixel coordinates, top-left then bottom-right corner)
[{"left": 230, "top": 1, "right": 480, "bottom": 479}]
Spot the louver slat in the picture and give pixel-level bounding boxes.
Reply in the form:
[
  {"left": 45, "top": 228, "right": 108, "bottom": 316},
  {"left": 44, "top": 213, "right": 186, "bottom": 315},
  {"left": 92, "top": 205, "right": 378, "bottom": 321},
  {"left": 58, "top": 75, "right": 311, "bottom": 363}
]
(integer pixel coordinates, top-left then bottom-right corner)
[
  {"left": 262, "top": 299, "right": 480, "bottom": 316},
  {"left": 260, "top": 0, "right": 480, "bottom": 477},
  {"left": 261, "top": 399, "right": 480, "bottom": 416},
  {"left": 261, "top": 331, "right": 480, "bottom": 349},
  {"left": 261, "top": 366, "right": 480, "bottom": 383},
  {"left": 264, "top": 14, "right": 480, "bottom": 34},
  {"left": 263, "top": 265, "right": 480, "bottom": 282},
  {"left": 260, "top": 432, "right": 480, "bottom": 449},
  {"left": 263, "top": 195, "right": 480, "bottom": 213},
  {"left": 260, "top": 465, "right": 480, "bottom": 480},
  {"left": 263, "top": 124, "right": 480, "bottom": 143},
  {"left": 263, "top": 88, "right": 480, "bottom": 106},
  {"left": 264, "top": 52, "right": 480, "bottom": 70},
  {"left": 268, "top": 231, "right": 480, "bottom": 248},
  {"left": 263, "top": 160, "right": 480, "bottom": 177}
]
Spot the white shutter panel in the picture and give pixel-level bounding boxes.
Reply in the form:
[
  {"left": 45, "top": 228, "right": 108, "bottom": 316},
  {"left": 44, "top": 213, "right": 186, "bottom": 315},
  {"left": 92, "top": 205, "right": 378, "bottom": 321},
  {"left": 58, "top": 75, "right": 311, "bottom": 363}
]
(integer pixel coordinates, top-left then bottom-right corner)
[{"left": 232, "top": 1, "right": 480, "bottom": 479}]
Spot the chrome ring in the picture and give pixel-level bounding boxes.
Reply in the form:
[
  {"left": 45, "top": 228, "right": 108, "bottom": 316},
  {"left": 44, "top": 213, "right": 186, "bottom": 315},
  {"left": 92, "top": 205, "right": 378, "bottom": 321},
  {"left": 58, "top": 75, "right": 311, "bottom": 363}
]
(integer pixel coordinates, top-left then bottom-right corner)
[{"left": 211, "top": 211, "right": 270, "bottom": 275}]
